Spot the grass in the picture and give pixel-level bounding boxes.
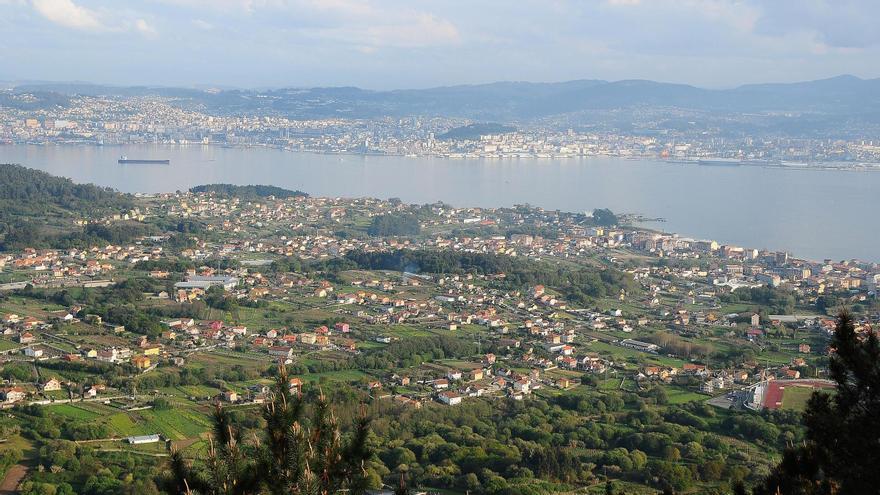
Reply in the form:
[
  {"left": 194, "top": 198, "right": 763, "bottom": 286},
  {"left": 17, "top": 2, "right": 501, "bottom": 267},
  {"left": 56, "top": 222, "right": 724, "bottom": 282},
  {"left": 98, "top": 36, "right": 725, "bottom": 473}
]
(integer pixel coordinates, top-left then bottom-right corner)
[
  {"left": 299, "top": 370, "right": 370, "bottom": 383},
  {"left": 177, "top": 385, "right": 222, "bottom": 398},
  {"left": 781, "top": 385, "right": 818, "bottom": 411},
  {"left": 384, "top": 325, "right": 433, "bottom": 338},
  {"left": 46, "top": 403, "right": 102, "bottom": 421},
  {"left": 107, "top": 413, "right": 151, "bottom": 437},
  {"left": 0, "top": 434, "right": 35, "bottom": 458},
  {"left": 0, "top": 338, "right": 21, "bottom": 351},
  {"left": 74, "top": 401, "right": 119, "bottom": 415},
  {"left": 585, "top": 340, "right": 685, "bottom": 368},
  {"left": 664, "top": 386, "right": 707, "bottom": 404},
  {"left": 137, "top": 408, "right": 211, "bottom": 440}
]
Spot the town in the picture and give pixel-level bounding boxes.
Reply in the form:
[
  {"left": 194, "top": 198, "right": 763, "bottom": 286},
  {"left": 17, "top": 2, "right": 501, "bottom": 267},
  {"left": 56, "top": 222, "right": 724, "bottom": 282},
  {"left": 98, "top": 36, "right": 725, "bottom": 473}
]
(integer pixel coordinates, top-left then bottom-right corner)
[
  {"left": 0, "top": 165, "right": 875, "bottom": 493},
  {"left": 3, "top": 91, "right": 880, "bottom": 167}
]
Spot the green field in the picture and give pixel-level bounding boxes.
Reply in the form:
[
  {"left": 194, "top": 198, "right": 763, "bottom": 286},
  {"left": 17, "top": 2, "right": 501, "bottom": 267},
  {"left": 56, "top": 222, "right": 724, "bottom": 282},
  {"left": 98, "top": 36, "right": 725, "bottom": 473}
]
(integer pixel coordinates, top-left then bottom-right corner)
[
  {"left": 585, "top": 340, "right": 686, "bottom": 368},
  {"left": 384, "top": 325, "right": 434, "bottom": 338},
  {"left": 664, "top": 386, "right": 707, "bottom": 404},
  {"left": 0, "top": 338, "right": 20, "bottom": 351},
  {"left": 137, "top": 408, "right": 211, "bottom": 440},
  {"left": 107, "top": 412, "right": 151, "bottom": 437},
  {"left": 47, "top": 403, "right": 102, "bottom": 421},
  {"left": 299, "top": 369, "right": 370, "bottom": 383},
  {"left": 177, "top": 385, "right": 223, "bottom": 398},
  {"left": 781, "top": 385, "right": 819, "bottom": 411}
]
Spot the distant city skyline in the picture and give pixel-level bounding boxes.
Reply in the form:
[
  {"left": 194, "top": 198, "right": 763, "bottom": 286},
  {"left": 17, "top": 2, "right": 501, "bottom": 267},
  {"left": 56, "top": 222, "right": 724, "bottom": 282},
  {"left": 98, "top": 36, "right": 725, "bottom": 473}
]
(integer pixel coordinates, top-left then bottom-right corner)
[{"left": 1, "top": 0, "right": 879, "bottom": 90}]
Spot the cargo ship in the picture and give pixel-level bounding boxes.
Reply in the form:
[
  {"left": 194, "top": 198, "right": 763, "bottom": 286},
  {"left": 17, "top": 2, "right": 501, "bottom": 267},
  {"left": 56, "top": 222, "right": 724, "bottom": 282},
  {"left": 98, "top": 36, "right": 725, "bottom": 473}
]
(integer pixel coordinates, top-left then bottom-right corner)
[
  {"left": 118, "top": 155, "right": 170, "bottom": 164},
  {"left": 697, "top": 158, "right": 742, "bottom": 167}
]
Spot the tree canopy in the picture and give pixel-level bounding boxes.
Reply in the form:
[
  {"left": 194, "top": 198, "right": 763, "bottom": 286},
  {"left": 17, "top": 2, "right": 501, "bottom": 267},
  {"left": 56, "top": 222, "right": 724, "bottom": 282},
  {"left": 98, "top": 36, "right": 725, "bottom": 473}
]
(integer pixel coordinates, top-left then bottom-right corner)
[{"left": 756, "top": 311, "right": 880, "bottom": 495}]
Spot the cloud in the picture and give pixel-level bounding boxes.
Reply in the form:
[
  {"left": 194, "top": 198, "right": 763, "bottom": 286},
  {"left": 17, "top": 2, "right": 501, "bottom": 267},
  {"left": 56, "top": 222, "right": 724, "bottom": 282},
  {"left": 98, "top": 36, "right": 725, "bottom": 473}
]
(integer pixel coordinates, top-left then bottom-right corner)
[
  {"left": 134, "top": 18, "right": 157, "bottom": 37},
  {"left": 754, "top": 0, "right": 880, "bottom": 49},
  {"left": 192, "top": 19, "right": 214, "bottom": 30},
  {"left": 4, "top": 0, "right": 880, "bottom": 88},
  {"left": 28, "top": 0, "right": 159, "bottom": 37},
  {"left": 307, "top": 12, "right": 460, "bottom": 49},
  {"left": 149, "top": 0, "right": 460, "bottom": 48},
  {"left": 31, "top": 0, "right": 104, "bottom": 31}
]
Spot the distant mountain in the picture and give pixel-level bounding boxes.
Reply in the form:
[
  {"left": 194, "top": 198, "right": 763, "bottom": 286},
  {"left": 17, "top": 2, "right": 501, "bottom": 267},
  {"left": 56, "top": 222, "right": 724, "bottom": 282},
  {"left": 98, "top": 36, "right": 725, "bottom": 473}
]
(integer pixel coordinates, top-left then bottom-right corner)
[{"left": 10, "top": 75, "right": 880, "bottom": 129}]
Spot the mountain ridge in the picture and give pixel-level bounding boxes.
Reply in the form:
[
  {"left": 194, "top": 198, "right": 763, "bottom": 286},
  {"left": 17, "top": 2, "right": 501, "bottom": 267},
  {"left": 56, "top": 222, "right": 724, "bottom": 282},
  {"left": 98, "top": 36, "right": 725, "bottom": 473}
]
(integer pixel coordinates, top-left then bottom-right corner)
[{"left": 7, "top": 75, "right": 880, "bottom": 123}]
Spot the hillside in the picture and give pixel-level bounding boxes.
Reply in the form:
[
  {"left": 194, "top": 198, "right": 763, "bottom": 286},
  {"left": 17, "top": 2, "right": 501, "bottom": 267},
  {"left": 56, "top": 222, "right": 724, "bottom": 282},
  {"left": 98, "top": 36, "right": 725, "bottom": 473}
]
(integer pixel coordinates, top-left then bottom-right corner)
[
  {"left": 0, "top": 164, "right": 137, "bottom": 250},
  {"left": 15, "top": 75, "right": 880, "bottom": 122},
  {"left": 0, "top": 164, "right": 131, "bottom": 220},
  {"left": 437, "top": 123, "right": 516, "bottom": 141},
  {"left": 189, "top": 183, "right": 308, "bottom": 199}
]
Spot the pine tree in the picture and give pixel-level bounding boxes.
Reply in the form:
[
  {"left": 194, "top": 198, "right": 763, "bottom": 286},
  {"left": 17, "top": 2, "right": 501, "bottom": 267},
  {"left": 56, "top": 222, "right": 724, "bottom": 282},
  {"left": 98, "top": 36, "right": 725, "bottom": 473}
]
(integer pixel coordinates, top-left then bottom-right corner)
[
  {"left": 163, "top": 364, "right": 373, "bottom": 495},
  {"left": 757, "top": 310, "right": 880, "bottom": 495}
]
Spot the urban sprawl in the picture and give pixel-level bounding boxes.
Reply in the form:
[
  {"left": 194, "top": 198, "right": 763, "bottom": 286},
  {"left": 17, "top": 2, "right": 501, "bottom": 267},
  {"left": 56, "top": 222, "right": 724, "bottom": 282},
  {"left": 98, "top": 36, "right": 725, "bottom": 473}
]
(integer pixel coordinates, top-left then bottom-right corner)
[
  {"left": 3, "top": 92, "right": 880, "bottom": 167},
  {"left": 2, "top": 190, "right": 873, "bottom": 414}
]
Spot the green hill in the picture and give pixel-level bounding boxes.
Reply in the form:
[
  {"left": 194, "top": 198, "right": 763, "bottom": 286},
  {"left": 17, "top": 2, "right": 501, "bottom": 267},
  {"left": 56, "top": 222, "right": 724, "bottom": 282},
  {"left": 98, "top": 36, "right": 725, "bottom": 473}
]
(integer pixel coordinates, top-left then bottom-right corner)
[
  {"left": 189, "top": 183, "right": 308, "bottom": 199},
  {"left": 0, "top": 164, "right": 137, "bottom": 250}
]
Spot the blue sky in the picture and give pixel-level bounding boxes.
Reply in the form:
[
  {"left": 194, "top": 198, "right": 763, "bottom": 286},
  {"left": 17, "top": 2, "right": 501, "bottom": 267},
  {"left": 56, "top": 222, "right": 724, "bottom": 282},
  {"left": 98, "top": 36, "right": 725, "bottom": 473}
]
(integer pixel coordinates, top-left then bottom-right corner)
[{"left": 1, "top": 0, "right": 878, "bottom": 89}]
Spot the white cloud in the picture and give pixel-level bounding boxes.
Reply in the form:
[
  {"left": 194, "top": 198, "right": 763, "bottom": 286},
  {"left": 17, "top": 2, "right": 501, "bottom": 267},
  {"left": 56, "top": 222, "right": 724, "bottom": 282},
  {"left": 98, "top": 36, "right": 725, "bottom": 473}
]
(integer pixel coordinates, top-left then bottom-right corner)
[
  {"left": 192, "top": 19, "right": 214, "bottom": 30},
  {"left": 28, "top": 0, "right": 159, "bottom": 37},
  {"left": 149, "top": 0, "right": 460, "bottom": 48},
  {"left": 317, "top": 12, "right": 460, "bottom": 49},
  {"left": 31, "top": 0, "right": 105, "bottom": 31},
  {"left": 134, "top": 18, "right": 157, "bottom": 37},
  {"left": 292, "top": 1, "right": 461, "bottom": 49}
]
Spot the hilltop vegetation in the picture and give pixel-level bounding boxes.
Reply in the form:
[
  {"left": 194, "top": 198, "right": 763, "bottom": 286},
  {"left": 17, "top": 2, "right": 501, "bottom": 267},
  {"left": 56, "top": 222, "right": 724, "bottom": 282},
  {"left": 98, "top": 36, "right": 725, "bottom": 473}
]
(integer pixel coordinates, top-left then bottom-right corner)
[
  {"left": 367, "top": 214, "right": 421, "bottom": 237},
  {"left": 341, "top": 249, "right": 639, "bottom": 303},
  {"left": 0, "top": 164, "right": 138, "bottom": 250},
  {"left": 19, "top": 75, "right": 880, "bottom": 129},
  {"left": 0, "top": 164, "right": 131, "bottom": 222},
  {"left": 189, "top": 183, "right": 308, "bottom": 199}
]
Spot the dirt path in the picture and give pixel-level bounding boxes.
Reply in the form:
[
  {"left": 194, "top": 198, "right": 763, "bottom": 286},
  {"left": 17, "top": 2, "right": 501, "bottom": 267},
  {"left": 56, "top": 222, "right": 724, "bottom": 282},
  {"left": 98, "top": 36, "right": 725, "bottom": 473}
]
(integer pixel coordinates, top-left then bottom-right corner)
[{"left": 0, "top": 464, "right": 29, "bottom": 494}]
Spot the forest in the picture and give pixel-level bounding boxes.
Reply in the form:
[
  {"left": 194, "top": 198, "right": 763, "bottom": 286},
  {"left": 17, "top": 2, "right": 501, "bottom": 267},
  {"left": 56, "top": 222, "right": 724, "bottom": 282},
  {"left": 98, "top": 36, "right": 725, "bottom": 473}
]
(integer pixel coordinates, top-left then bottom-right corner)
[
  {"left": 0, "top": 164, "right": 136, "bottom": 250},
  {"left": 367, "top": 214, "right": 422, "bottom": 236},
  {"left": 0, "top": 164, "right": 131, "bottom": 221},
  {"left": 189, "top": 183, "right": 309, "bottom": 198},
  {"left": 341, "top": 249, "right": 639, "bottom": 303}
]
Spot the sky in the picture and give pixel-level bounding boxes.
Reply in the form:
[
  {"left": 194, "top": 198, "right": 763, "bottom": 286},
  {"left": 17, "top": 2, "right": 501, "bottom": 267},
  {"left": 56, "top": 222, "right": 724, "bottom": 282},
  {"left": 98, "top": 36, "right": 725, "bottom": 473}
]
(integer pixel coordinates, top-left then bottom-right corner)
[{"left": 1, "top": 0, "right": 879, "bottom": 89}]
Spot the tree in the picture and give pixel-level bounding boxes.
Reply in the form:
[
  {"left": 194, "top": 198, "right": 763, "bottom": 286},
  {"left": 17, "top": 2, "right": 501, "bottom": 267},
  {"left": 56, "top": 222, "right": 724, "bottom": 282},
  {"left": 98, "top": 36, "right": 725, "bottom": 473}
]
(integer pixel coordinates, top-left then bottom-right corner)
[
  {"left": 164, "top": 365, "right": 373, "bottom": 495},
  {"left": 757, "top": 311, "right": 880, "bottom": 495},
  {"left": 592, "top": 208, "right": 619, "bottom": 227},
  {"left": 367, "top": 215, "right": 421, "bottom": 237},
  {"left": 605, "top": 480, "right": 616, "bottom": 495}
]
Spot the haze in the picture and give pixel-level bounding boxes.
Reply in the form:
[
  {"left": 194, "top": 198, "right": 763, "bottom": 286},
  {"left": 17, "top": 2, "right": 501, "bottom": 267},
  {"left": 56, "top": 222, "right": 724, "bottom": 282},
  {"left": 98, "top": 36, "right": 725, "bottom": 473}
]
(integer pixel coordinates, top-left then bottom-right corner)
[{"left": 2, "top": 0, "right": 879, "bottom": 89}]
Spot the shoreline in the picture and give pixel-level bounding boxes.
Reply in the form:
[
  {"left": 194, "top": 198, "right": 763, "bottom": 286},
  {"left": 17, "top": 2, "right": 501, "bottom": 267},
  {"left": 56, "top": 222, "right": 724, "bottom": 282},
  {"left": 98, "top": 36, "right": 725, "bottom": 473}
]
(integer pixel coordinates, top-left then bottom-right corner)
[
  {"left": 4, "top": 141, "right": 880, "bottom": 172},
  {"left": 2, "top": 143, "right": 878, "bottom": 264}
]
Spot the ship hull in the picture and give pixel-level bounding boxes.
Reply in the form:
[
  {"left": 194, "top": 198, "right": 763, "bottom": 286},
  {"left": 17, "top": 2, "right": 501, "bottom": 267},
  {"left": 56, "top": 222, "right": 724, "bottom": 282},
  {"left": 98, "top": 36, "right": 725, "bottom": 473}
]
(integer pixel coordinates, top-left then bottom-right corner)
[{"left": 118, "top": 159, "right": 170, "bottom": 164}]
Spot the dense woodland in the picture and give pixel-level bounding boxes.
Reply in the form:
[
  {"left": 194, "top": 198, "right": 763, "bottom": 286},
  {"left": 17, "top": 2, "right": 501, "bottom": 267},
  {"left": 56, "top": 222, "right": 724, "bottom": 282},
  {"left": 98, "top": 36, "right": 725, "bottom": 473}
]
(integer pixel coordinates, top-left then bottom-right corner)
[
  {"left": 189, "top": 184, "right": 308, "bottom": 198},
  {"left": 0, "top": 164, "right": 131, "bottom": 222},
  {"left": 340, "top": 249, "right": 639, "bottom": 303},
  {"left": 0, "top": 164, "right": 137, "bottom": 250},
  {"left": 367, "top": 214, "right": 422, "bottom": 237}
]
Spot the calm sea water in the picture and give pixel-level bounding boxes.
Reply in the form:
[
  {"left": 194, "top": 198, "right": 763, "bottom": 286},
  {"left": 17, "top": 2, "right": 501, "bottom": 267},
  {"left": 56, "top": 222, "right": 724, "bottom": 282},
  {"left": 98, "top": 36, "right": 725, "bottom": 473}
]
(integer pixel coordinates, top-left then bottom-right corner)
[{"left": 1, "top": 143, "right": 877, "bottom": 262}]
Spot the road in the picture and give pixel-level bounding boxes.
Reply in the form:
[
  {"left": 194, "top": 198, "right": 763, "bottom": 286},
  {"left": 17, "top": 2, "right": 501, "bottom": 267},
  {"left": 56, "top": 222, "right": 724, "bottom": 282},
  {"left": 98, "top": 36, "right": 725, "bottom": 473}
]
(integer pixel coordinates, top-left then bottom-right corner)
[
  {"left": 0, "top": 279, "right": 114, "bottom": 292},
  {"left": 0, "top": 464, "right": 28, "bottom": 494}
]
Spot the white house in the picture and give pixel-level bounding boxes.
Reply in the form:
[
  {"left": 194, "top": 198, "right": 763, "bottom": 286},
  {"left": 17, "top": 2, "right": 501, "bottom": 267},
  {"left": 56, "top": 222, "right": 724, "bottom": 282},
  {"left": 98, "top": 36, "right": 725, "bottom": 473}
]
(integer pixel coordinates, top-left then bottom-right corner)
[{"left": 438, "top": 391, "right": 462, "bottom": 405}]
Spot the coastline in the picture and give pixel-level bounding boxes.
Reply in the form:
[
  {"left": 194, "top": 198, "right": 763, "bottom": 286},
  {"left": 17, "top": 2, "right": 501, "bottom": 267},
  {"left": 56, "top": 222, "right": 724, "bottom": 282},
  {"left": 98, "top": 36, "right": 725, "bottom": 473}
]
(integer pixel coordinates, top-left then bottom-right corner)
[
  {"left": 4, "top": 140, "right": 880, "bottom": 172},
  {"left": 3, "top": 142, "right": 879, "bottom": 263}
]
